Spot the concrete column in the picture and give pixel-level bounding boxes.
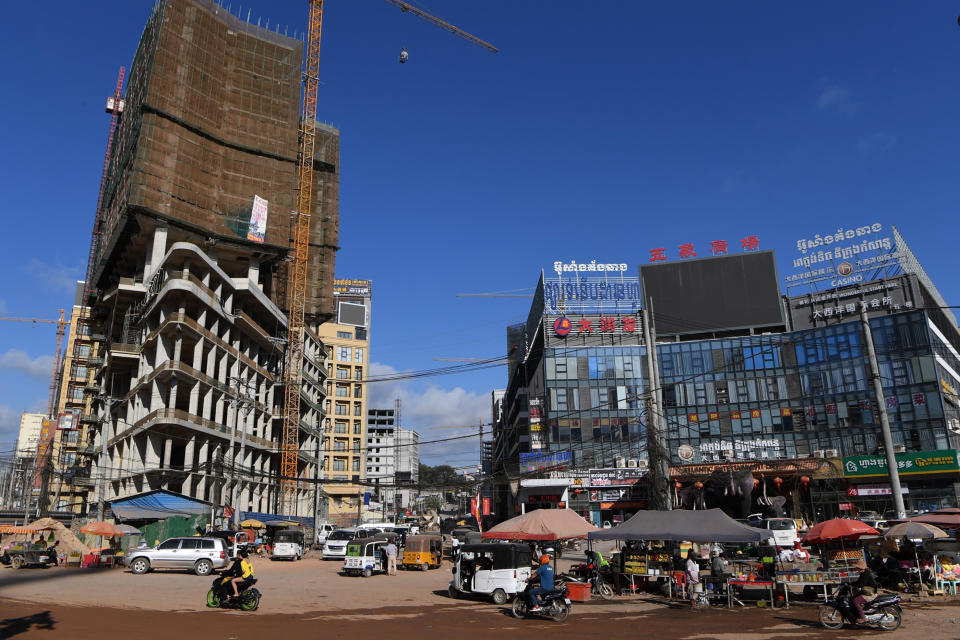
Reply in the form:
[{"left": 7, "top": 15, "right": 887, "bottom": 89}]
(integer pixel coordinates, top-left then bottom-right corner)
[
  {"left": 172, "top": 333, "right": 183, "bottom": 363},
  {"left": 248, "top": 257, "right": 260, "bottom": 287},
  {"left": 145, "top": 434, "right": 161, "bottom": 468},
  {"left": 168, "top": 379, "right": 179, "bottom": 411},
  {"left": 184, "top": 435, "right": 196, "bottom": 473},
  {"left": 163, "top": 438, "right": 173, "bottom": 469},
  {"left": 188, "top": 383, "right": 200, "bottom": 415}
]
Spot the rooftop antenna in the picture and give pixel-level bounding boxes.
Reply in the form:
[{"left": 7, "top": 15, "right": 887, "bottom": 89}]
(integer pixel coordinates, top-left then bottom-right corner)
[{"left": 246, "top": 8, "right": 251, "bottom": 22}]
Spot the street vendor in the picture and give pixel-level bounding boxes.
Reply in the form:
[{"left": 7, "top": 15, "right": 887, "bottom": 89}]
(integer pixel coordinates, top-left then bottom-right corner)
[{"left": 685, "top": 551, "right": 700, "bottom": 600}]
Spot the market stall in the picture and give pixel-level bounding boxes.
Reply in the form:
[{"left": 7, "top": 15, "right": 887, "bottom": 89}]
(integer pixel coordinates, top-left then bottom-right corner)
[{"left": 589, "top": 509, "right": 777, "bottom": 605}]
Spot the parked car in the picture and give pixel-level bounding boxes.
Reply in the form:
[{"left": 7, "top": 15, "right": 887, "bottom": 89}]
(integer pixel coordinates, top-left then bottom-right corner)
[
  {"left": 322, "top": 529, "right": 357, "bottom": 560},
  {"left": 760, "top": 518, "right": 801, "bottom": 547},
  {"left": 316, "top": 523, "right": 336, "bottom": 546},
  {"left": 126, "top": 537, "right": 230, "bottom": 576}
]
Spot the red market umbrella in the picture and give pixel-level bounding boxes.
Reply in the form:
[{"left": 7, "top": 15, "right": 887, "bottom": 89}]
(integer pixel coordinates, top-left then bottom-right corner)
[{"left": 802, "top": 518, "right": 879, "bottom": 544}]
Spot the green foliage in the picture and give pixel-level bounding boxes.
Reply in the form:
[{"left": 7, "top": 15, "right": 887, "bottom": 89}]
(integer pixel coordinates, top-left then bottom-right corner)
[{"left": 418, "top": 463, "right": 462, "bottom": 488}]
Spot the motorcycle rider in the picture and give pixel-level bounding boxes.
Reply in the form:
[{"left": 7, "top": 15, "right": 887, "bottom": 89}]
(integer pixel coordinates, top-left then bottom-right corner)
[
  {"left": 527, "top": 554, "right": 555, "bottom": 612},
  {"left": 229, "top": 548, "right": 255, "bottom": 600},
  {"left": 851, "top": 565, "right": 877, "bottom": 624}
]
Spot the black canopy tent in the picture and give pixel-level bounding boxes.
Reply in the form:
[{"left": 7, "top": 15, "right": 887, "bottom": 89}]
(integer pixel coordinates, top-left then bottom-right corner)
[{"left": 588, "top": 509, "right": 774, "bottom": 543}]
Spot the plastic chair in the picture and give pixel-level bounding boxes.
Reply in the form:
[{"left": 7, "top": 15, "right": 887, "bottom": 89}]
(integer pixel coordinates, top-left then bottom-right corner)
[
  {"left": 672, "top": 571, "right": 687, "bottom": 598},
  {"left": 935, "top": 577, "right": 959, "bottom": 595}
]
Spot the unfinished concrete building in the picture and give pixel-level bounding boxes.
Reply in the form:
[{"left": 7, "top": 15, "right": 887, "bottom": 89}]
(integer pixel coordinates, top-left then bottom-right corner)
[{"left": 82, "top": 0, "right": 339, "bottom": 518}]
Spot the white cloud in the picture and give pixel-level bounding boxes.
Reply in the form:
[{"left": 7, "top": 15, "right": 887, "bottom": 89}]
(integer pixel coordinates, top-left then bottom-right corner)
[
  {"left": 0, "top": 405, "right": 20, "bottom": 453},
  {"left": 857, "top": 131, "right": 897, "bottom": 157},
  {"left": 21, "top": 259, "right": 82, "bottom": 294},
  {"left": 368, "top": 361, "right": 492, "bottom": 466},
  {"left": 0, "top": 349, "right": 54, "bottom": 380},
  {"left": 817, "top": 86, "right": 858, "bottom": 114}
]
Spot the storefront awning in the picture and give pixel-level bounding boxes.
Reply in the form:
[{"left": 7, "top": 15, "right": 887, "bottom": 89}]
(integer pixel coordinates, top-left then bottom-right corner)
[{"left": 109, "top": 490, "right": 211, "bottom": 521}]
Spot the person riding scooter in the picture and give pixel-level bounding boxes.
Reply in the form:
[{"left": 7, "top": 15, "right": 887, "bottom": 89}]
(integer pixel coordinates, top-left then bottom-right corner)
[
  {"left": 526, "top": 554, "right": 555, "bottom": 612},
  {"left": 228, "top": 549, "right": 255, "bottom": 599},
  {"left": 44, "top": 540, "right": 60, "bottom": 566},
  {"left": 851, "top": 565, "right": 877, "bottom": 623}
]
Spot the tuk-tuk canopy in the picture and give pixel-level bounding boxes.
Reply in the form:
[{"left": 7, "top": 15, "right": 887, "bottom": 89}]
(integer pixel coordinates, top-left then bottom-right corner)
[
  {"left": 460, "top": 543, "right": 531, "bottom": 570},
  {"left": 347, "top": 538, "right": 387, "bottom": 556},
  {"left": 275, "top": 529, "right": 304, "bottom": 543},
  {"left": 404, "top": 534, "right": 441, "bottom": 552}
]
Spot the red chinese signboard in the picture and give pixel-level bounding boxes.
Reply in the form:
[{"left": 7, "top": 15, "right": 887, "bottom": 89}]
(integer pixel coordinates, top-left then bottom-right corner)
[{"left": 648, "top": 236, "right": 760, "bottom": 262}]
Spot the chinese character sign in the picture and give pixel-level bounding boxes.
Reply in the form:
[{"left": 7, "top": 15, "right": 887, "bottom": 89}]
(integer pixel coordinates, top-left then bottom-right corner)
[{"left": 648, "top": 235, "right": 758, "bottom": 261}]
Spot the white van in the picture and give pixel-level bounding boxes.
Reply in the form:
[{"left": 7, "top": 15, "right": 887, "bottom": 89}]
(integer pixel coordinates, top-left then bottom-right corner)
[
  {"left": 762, "top": 518, "right": 800, "bottom": 547},
  {"left": 316, "top": 523, "right": 336, "bottom": 546}
]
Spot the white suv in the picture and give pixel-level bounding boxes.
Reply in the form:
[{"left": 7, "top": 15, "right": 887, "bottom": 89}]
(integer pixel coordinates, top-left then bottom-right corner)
[
  {"left": 316, "top": 523, "right": 336, "bottom": 546},
  {"left": 322, "top": 529, "right": 356, "bottom": 559},
  {"left": 126, "top": 537, "right": 230, "bottom": 576}
]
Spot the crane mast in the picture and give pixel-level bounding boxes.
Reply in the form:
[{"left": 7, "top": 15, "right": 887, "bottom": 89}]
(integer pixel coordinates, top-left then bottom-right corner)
[
  {"left": 281, "top": 0, "right": 325, "bottom": 514},
  {"left": 280, "top": 0, "right": 496, "bottom": 515}
]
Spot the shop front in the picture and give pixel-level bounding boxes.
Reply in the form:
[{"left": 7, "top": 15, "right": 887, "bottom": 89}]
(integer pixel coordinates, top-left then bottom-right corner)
[
  {"left": 516, "top": 479, "right": 570, "bottom": 514},
  {"left": 586, "top": 468, "right": 648, "bottom": 527},
  {"left": 829, "top": 449, "right": 960, "bottom": 517}
]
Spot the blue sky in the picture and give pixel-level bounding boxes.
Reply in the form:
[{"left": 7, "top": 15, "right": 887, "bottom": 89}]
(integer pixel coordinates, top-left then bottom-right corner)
[{"left": 1, "top": 2, "right": 958, "bottom": 466}]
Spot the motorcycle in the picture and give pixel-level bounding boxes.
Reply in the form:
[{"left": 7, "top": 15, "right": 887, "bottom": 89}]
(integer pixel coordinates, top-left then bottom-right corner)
[
  {"left": 511, "top": 582, "right": 572, "bottom": 622},
  {"left": 818, "top": 583, "right": 901, "bottom": 632},
  {"left": 565, "top": 562, "right": 614, "bottom": 600},
  {"left": 205, "top": 572, "right": 262, "bottom": 611}
]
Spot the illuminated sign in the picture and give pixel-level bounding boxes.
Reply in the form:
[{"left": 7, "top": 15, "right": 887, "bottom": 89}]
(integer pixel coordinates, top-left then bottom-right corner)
[
  {"left": 543, "top": 278, "right": 641, "bottom": 314},
  {"left": 842, "top": 450, "right": 960, "bottom": 478},
  {"left": 553, "top": 260, "right": 628, "bottom": 274},
  {"left": 553, "top": 317, "right": 572, "bottom": 337},
  {"left": 333, "top": 279, "right": 372, "bottom": 296},
  {"left": 786, "top": 222, "right": 902, "bottom": 288}
]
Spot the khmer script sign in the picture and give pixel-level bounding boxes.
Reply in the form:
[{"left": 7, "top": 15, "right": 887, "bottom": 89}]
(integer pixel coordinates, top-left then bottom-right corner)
[{"left": 785, "top": 222, "right": 901, "bottom": 288}]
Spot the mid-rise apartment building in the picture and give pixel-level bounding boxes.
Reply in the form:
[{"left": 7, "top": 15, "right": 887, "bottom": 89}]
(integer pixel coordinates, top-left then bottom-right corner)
[
  {"left": 366, "top": 407, "right": 420, "bottom": 515},
  {"left": 317, "top": 280, "right": 371, "bottom": 524}
]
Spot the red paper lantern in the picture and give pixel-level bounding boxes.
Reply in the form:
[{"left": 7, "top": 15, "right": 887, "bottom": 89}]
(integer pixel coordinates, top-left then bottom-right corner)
[
  {"left": 753, "top": 478, "right": 760, "bottom": 488},
  {"left": 675, "top": 481, "right": 683, "bottom": 490},
  {"left": 774, "top": 476, "right": 783, "bottom": 487},
  {"left": 800, "top": 475, "right": 810, "bottom": 487},
  {"left": 694, "top": 481, "right": 704, "bottom": 489}
]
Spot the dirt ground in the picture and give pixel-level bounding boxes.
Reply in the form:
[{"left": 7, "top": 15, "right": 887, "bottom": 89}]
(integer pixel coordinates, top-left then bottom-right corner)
[{"left": 2, "top": 551, "right": 960, "bottom": 639}]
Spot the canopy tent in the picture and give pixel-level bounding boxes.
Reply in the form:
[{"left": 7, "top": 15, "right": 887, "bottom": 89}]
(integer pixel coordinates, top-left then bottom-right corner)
[
  {"left": 108, "top": 489, "right": 211, "bottom": 520},
  {"left": 802, "top": 518, "right": 879, "bottom": 544},
  {"left": 904, "top": 512, "right": 960, "bottom": 528},
  {"left": 588, "top": 509, "right": 774, "bottom": 543},
  {"left": 482, "top": 508, "right": 601, "bottom": 541}
]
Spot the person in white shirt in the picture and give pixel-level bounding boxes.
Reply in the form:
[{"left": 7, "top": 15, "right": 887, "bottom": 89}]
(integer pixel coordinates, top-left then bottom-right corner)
[
  {"left": 685, "top": 552, "right": 700, "bottom": 601},
  {"left": 778, "top": 546, "right": 796, "bottom": 563}
]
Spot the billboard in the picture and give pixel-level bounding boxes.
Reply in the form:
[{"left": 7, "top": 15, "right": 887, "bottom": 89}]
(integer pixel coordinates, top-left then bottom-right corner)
[
  {"left": 334, "top": 279, "right": 372, "bottom": 296},
  {"left": 639, "top": 251, "right": 783, "bottom": 336},
  {"left": 247, "top": 195, "right": 268, "bottom": 243},
  {"left": 519, "top": 450, "right": 572, "bottom": 472},
  {"left": 338, "top": 302, "right": 367, "bottom": 327},
  {"left": 589, "top": 468, "right": 647, "bottom": 487}
]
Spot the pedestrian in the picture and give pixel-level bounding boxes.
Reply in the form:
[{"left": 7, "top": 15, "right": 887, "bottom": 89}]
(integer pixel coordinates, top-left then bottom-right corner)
[
  {"left": 685, "top": 551, "right": 700, "bottom": 602},
  {"left": 385, "top": 540, "right": 398, "bottom": 575},
  {"left": 451, "top": 535, "right": 460, "bottom": 559}
]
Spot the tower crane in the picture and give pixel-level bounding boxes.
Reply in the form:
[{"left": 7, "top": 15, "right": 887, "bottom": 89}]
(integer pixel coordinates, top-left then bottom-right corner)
[
  {"left": 280, "top": 0, "right": 497, "bottom": 513},
  {"left": 0, "top": 311, "right": 69, "bottom": 492}
]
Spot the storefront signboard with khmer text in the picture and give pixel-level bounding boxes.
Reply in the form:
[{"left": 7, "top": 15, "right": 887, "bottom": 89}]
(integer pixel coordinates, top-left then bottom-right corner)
[{"left": 842, "top": 449, "right": 960, "bottom": 478}]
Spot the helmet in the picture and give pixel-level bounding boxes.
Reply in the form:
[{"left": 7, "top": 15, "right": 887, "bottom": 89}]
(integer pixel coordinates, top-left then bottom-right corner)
[
  {"left": 239, "top": 548, "right": 249, "bottom": 558},
  {"left": 539, "top": 554, "right": 551, "bottom": 565}
]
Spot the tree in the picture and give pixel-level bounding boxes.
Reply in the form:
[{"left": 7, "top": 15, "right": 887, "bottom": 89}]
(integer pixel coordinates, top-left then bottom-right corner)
[{"left": 418, "top": 463, "right": 461, "bottom": 489}]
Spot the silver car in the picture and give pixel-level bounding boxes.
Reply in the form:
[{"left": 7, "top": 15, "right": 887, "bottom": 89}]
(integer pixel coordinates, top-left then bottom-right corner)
[{"left": 127, "top": 536, "right": 230, "bottom": 576}]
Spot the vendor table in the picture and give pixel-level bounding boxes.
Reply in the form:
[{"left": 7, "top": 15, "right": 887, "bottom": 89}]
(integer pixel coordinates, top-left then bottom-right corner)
[
  {"left": 726, "top": 579, "right": 779, "bottom": 608},
  {"left": 777, "top": 570, "right": 858, "bottom": 601}
]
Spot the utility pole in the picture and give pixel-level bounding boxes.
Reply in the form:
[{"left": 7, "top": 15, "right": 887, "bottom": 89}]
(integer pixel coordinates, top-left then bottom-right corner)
[
  {"left": 860, "top": 302, "right": 906, "bottom": 519},
  {"left": 97, "top": 392, "right": 121, "bottom": 521},
  {"left": 22, "top": 458, "right": 34, "bottom": 525},
  {"left": 229, "top": 375, "right": 255, "bottom": 528},
  {"left": 642, "top": 303, "right": 672, "bottom": 510}
]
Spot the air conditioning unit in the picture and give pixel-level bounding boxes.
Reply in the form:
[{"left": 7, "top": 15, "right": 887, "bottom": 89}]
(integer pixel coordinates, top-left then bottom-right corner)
[
  {"left": 813, "top": 450, "right": 825, "bottom": 458},
  {"left": 626, "top": 459, "right": 638, "bottom": 468},
  {"left": 615, "top": 456, "right": 626, "bottom": 468},
  {"left": 893, "top": 444, "right": 906, "bottom": 453},
  {"left": 636, "top": 459, "right": 649, "bottom": 469},
  {"left": 824, "top": 449, "right": 839, "bottom": 458}
]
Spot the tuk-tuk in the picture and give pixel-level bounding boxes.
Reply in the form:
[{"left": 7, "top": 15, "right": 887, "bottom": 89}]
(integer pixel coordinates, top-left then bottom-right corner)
[
  {"left": 448, "top": 543, "right": 532, "bottom": 604},
  {"left": 271, "top": 528, "right": 305, "bottom": 561},
  {"left": 401, "top": 534, "right": 443, "bottom": 571},
  {"left": 342, "top": 537, "right": 389, "bottom": 577}
]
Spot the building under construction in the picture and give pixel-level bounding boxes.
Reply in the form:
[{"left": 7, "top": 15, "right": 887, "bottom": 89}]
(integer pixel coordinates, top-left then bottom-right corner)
[{"left": 81, "top": 0, "right": 339, "bottom": 518}]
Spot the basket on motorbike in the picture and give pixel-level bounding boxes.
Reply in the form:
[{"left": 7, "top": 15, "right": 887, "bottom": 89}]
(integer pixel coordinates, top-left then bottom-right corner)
[{"left": 566, "top": 581, "right": 591, "bottom": 602}]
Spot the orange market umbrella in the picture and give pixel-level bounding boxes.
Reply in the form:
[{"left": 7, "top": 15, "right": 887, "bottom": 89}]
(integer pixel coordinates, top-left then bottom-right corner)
[{"left": 80, "top": 521, "right": 125, "bottom": 537}]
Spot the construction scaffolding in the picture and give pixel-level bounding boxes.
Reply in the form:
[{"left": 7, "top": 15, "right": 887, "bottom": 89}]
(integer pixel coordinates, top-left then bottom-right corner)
[{"left": 94, "top": 0, "right": 338, "bottom": 321}]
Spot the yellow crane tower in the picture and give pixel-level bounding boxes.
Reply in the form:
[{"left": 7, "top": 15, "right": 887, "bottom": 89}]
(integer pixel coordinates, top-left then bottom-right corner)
[{"left": 280, "top": 1, "right": 497, "bottom": 513}]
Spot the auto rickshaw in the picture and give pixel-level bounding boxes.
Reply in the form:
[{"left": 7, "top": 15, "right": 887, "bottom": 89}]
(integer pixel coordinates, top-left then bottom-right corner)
[
  {"left": 448, "top": 543, "right": 532, "bottom": 604},
  {"left": 401, "top": 534, "right": 443, "bottom": 571},
  {"left": 342, "top": 537, "right": 389, "bottom": 577}
]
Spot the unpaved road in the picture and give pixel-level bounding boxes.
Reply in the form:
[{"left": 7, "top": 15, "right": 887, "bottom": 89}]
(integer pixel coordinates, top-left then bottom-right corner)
[{"left": 2, "top": 552, "right": 960, "bottom": 639}]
